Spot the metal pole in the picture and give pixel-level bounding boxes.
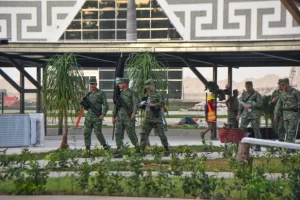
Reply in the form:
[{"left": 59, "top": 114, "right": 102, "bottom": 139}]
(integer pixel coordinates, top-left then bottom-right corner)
[
  {"left": 36, "top": 67, "right": 41, "bottom": 113},
  {"left": 1, "top": 92, "right": 4, "bottom": 114},
  {"left": 212, "top": 65, "right": 218, "bottom": 139},
  {"left": 227, "top": 66, "right": 233, "bottom": 125},
  {"left": 20, "top": 65, "right": 25, "bottom": 114}
]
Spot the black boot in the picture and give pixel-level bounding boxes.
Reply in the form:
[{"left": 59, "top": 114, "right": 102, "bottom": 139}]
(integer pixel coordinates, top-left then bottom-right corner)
[
  {"left": 254, "top": 145, "right": 261, "bottom": 151},
  {"left": 103, "top": 144, "right": 111, "bottom": 151},
  {"left": 84, "top": 145, "right": 91, "bottom": 157},
  {"left": 113, "top": 148, "right": 123, "bottom": 158},
  {"left": 164, "top": 146, "right": 170, "bottom": 157}
]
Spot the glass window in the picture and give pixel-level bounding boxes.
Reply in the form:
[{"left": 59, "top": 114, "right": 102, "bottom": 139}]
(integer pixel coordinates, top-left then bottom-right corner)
[
  {"left": 59, "top": 33, "right": 64, "bottom": 40},
  {"left": 137, "top": 0, "right": 150, "bottom": 8},
  {"left": 99, "top": 0, "right": 115, "bottom": 9},
  {"left": 137, "top": 30, "right": 150, "bottom": 39},
  {"left": 100, "top": 71, "right": 115, "bottom": 79},
  {"left": 168, "top": 29, "right": 181, "bottom": 39},
  {"left": 117, "top": 20, "right": 126, "bottom": 29},
  {"left": 116, "top": 10, "right": 126, "bottom": 19},
  {"left": 74, "top": 12, "right": 81, "bottom": 20},
  {"left": 151, "top": 30, "right": 169, "bottom": 38},
  {"left": 99, "top": 20, "right": 115, "bottom": 29},
  {"left": 68, "top": 21, "right": 81, "bottom": 30},
  {"left": 66, "top": 31, "right": 81, "bottom": 40},
  {"left": 100, "top": 31, "right": 115, "bottom": 39},
  {"left": 82, "top": 11, "right": 98, "bottom": 19},
  {"left": 151, "top": 9, "right": 167, "bottom": 18},
  {"left": 104, "top": 91, "right": 114, "bottom": 99},
  {"left": 168, "top": 71, "right": 182, "bottom": 79},
  {"left": 99, "top": 81, "right": 114, "bottom": 90},
  {"left": 117, "top": 0, "right": 127, "bottom": 9},
  {"left": 168, "top": 91, "right": 181, "bottom": 99},
  {"left": 100, "top": 10, "right": 115, "bottom": 19},
  {"left": 83, "top": 31, "right": 98, "bottom": 39},
  {"left": 151, "top": 20, "right": 169, "bottom": 28},
  {"left": 117, "top": 31, "right": 126, "bottom": 39},
  {"left": 168, "top": 81, "right": 182, "bottom": 91},
  {"left": 136, "top": 10, "right": 150, "bottom": 18},
  {"left": 82, "top": 1, "right": 98, "bottom": 9},
  {"left": 83, "top": 21, "right": 98, "bottom": 29},
  {"left": 151, "top": 0, "right": 160, "bottom": 8},
  {"left": 137, "top": 20, "right": 150, "bottom": 29}
]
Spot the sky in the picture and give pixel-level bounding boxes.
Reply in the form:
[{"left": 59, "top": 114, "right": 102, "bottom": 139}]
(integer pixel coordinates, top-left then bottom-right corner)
[
  {"left": 0, "top": 66, "right": 293, "bottom": 83},
  {"left": 183, "top": 67, "right": 292, "bottom": 82}
]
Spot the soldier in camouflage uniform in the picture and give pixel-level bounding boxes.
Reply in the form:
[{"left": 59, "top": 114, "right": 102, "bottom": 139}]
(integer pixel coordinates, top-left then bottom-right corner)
[
  {"left": 84, "top": 78, "right": 110, "bottom": 151},
  {"left": 274, "top": 78, "right": 300, "bottom": 143},
  {"left": 269, "top": 79, "right": 285, "bottom": 141},
  {"left": 226, "top": 89, "right": 239, "bottom": 128},
  {"left": 112, "top": 78, "right": 139, "bottom": 157},
  {"left": 140, "top": 79, "right": 170, "bottom": 156},
  {"left": 237, "top": 81, "right": 262, "bottom": 151}
]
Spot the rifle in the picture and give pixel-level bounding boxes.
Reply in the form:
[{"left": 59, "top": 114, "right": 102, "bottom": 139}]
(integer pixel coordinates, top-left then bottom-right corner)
[
  {"left": 112, "top": 54, "right": 125, "bottom": 140},
  {"left": 80, "top": 93, "right": 102, "bottom": 117}
]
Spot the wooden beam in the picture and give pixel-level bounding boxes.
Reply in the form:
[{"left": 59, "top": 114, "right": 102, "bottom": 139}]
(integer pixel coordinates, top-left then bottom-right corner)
[{"left": 281, "top": 0, "right": 300, "bottom": 25}]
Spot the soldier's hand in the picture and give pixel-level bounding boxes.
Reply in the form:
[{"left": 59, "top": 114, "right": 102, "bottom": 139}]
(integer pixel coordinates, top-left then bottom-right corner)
[
  {"left": 148, "top": 103, "right": 153, "bottom": 107},
  {"left": 274, "top": 116, "right": 278, "bottom": 122},
  {"left": 236, "top": 115, "right": 240, "bottom": 121},
  {"left": 244, "top": 104, "right": 251, "bottom": 109},
  {"left": 271, "top": 98, "right": 277, "bottom": 103},
  {"left": 131, "top": 113, "right": 135, "bottom": 120},
  {"left": 99, "top": 115, "right": 105, "bottom": 120},
  {"left": 112, "top": 117, "right": 116, "bottom": 124}
]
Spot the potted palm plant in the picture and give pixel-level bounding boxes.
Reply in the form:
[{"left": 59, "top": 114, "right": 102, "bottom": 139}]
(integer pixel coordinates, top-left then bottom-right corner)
[{"left": 42, "top": 53, "right": 86, "bottom": 149}]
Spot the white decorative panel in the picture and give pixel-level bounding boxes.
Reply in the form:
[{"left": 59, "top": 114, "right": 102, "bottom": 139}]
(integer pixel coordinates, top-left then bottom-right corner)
[
  {"left": 0, "top": 0, "right": 86, "bottom": 42},
  {"left": 157, "top": 0, "right": 300, "bottom": 41}
]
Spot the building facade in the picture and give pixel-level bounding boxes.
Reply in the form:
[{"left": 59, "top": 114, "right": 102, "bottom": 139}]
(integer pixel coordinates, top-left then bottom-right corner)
[{"left": 0, "top": 0, "right": 299, "bottom": 100}]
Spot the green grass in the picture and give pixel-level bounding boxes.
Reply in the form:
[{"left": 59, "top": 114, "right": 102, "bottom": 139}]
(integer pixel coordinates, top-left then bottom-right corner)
[{"left": 0, "top": 177, "right": 291, "bottom": 199}]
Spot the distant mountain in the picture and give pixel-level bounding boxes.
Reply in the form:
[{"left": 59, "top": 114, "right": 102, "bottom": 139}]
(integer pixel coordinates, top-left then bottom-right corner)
[{"left": 183, "top": 74, "right": 299, "bottom": 101}]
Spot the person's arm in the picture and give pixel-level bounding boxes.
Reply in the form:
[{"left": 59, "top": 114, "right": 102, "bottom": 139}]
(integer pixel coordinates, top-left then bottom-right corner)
[
  {"left": 274, "top": 96, "right": 282, "bottom": 117},
  {"left": 150, "top": 92, "right": 165, "bottom": 109},
  {"left": 101, "top": 92, "right": 109, "bottom": 115},
  {"left": 132, "top": 90, "right": 139, "bottom": 115},
  {"left": 251, "top": 92, "right": 262, "bottom": 109}
]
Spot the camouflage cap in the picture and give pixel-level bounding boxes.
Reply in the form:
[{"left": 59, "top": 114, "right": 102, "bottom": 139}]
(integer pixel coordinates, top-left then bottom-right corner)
[
  {"left": 277, "top": 79, "right": 283, "bottom": 84},
  {"left": 245, "top": 81, "right": 253, "bottom": 87},
  {"left": 144, "top": 79, "right": 154, "bottom": 88},
  {"left": 280, "top": 78, "right": 289, "bottom": 84},
  {"left": 118, "top": 78, "right": 130, "bottom": 84},
  {"left": 89, "top": 78, "right": 97, "bottom": 84}
]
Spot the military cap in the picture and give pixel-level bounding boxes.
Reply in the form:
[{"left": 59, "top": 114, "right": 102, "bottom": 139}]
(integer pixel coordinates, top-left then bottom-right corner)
[
  {"left": 245, "top": 81, "right": 253, "bottom": 87},
  {"left": 277, "top": 79, "right": 283, "bottom": 84},
  {"left": 89, "top": 78, "right": 97, "bottom": 84},
  {"left": 118, "top": 78, "right": 130, "bottom": 84},
  {"left": 280, "top": 78, "right": 289, "bottom": 84},
  {"left": 233, "top": 89, "right": 238, "bottom": 93},
  {"left": 144, "top": 79, "right": 154, "bottom": 88}
]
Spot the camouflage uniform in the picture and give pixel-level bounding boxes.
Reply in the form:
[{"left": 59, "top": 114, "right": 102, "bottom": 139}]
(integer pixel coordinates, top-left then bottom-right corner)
[
  {"left": 113, "top": 78, "right": 139, "bottom": 149},
  {"left": 226, "top": 90, "right": 239, "bottom": 128},
  {"left": 269, "top": 87, "right": 285, "bottom": 140},
  {"left": 275, "top": 78, "right": 300, "bottom": 143},
  {"left": 238, "top": 81, "right": 262, "bottom": 140},
  {"left": 140, "top": 79, "right": 169, "bottom": 154},
  {"left": 84, "top": 79, "right": 109, "bottom": 149}
]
